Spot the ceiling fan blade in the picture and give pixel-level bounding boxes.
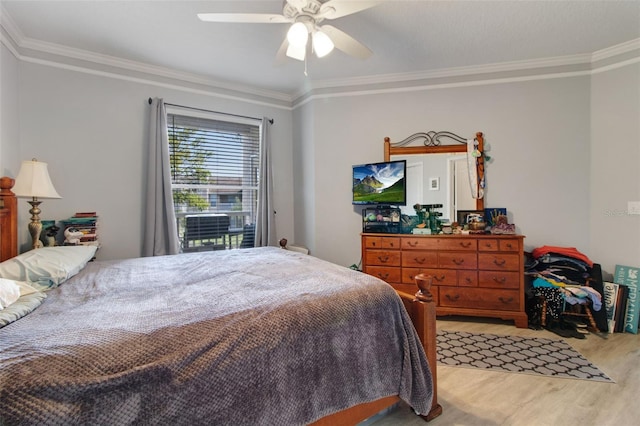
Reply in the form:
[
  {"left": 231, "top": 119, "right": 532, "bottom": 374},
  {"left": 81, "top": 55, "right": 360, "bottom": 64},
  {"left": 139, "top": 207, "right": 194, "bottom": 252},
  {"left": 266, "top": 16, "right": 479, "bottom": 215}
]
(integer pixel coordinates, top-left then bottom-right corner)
[
  {"left": 197, "top": 13, "right": 290, "bottom": 24},
  {"left": 275, "top": 38, "right": 290, "bottom": 66},
  {"left": 319, "top": 0, "right": 382, "bottom": 20},
  {"left": 320, "top": 25, "right": 372, "bottom": 60}
]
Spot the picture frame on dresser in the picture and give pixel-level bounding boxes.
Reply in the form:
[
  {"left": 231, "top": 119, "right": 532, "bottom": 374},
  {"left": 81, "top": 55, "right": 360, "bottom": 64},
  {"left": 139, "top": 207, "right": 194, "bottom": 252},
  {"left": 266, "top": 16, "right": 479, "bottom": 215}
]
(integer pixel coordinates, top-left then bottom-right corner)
[
  {"left": 456, "top": 210, "right": 484, "bottom": 225},
  {"left": 484, "top": 208, "right": 508, "bottom": 226}
]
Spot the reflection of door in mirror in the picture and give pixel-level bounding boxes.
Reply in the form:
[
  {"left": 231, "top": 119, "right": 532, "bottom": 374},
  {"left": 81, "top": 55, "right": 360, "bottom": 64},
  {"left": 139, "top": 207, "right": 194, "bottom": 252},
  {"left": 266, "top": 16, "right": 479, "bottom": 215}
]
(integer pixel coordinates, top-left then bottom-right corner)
[{"left": 450, "top": 156, "right": 475, "bottom": 219}]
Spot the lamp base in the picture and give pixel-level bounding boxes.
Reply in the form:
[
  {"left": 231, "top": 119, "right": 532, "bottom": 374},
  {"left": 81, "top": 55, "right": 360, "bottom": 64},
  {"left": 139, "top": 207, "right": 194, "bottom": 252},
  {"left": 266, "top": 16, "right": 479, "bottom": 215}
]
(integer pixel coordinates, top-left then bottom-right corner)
[{"left": 27, "top": 199, "right": 44, "bottom": 250}]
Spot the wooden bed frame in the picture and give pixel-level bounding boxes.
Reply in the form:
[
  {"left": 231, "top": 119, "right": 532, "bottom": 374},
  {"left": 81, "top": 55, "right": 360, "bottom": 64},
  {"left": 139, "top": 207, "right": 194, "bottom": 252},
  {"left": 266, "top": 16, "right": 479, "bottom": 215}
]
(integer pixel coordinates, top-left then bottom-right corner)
[
  {"left": 0, "top": 177, "right": 441, "bottom": 424},
  {"left": 0, "top": 177, "right": 18, "bottom": 262}
]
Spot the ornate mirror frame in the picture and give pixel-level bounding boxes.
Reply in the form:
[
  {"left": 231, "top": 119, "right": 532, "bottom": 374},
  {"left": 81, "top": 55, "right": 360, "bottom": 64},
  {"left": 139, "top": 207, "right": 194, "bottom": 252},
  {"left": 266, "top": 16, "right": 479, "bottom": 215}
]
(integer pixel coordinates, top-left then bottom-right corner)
[{"left": 384, "top": 131, "right": 485, "bottom": 211}]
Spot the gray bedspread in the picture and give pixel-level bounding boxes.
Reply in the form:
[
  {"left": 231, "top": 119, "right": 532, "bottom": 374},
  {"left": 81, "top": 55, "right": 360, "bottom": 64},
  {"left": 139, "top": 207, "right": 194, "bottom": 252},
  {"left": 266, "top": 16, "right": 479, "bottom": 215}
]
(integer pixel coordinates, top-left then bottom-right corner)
[{"left": 0, "top": 247, "right": 432, "bottom": 425}]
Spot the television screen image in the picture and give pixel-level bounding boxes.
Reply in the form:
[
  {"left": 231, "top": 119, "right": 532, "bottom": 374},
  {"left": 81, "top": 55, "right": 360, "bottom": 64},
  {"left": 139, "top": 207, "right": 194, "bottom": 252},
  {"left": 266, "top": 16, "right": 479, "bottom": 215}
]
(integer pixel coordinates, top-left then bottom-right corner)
[{"left": 352, "top": 160, "right": 406, "bottom": 205}]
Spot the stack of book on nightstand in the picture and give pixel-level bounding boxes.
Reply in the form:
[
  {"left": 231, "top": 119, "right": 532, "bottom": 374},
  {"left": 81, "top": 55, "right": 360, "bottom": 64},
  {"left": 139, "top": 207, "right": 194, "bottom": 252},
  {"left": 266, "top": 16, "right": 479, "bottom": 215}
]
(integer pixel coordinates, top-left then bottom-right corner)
[{"left": 61, "top": 212, "right": 100, "bottom": 247}]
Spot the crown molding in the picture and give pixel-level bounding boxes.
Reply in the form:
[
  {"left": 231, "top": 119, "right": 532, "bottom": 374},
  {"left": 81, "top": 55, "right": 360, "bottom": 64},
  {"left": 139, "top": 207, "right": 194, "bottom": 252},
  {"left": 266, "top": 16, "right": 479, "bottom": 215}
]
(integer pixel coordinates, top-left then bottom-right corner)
[
  {"left": 291, "top": 53, "right": 591, "bottom": 99},
  {"left": 294, "top": 38, "right": 640, "bottom": 99},
  {"left": 592, "top": 38, "right": 640, "bottom": 62}
]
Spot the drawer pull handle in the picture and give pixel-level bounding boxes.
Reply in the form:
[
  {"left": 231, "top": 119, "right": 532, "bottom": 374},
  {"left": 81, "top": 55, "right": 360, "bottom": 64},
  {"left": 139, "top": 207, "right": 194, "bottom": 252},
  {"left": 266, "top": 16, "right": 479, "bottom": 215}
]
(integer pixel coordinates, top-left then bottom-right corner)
[
  {"left": 445, "top": 294, "right": 460, "bottom": 301},
  {"left": 498, "top": 296, "right": 514, "bottom": 304},
  {"left": 434, "top": 275, "right": 446, "bottom": 282},
  {"left": 414, "top": 257, "right": 426, "bottom": 264},
  {"left": 378, "top": 273, "right": 389, "bottom": 280},
  {"left": 377, "top": 255, "right": 389, "bottom": 263},
  {"left": 493, "top": 277, "right": 507, "bottom": 284},
  {"left": 485, "top": 243, "right": 494, "bottom": 249},
  {"left": 465, "top": 277, "right": 473, "bottom": 284},
  {"left": 407, "top": 241, "right": 418, "bottom": 247},
  {"left": 452, "top": 258, "right": 465, "bottom": 265},
  {"left": 493, "top": 259, "right": 506, "bottom": 266},
  {"left": 371, "top": 242, "right": 377, "bottom": 247},
  {"left": 460, "top": 242, "right": 472, "bottom": 248},
  {"left": 505, "top": 243, "right": 513, "bottom": 249}
]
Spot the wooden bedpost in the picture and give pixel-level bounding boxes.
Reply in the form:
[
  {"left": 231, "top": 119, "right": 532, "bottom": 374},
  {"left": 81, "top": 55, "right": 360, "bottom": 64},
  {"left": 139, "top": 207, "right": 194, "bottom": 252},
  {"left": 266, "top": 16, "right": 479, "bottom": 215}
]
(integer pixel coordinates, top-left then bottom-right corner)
[
  {"left": 0, "top": 177, "right": 18, "bottom": 261},
  {"left": 397, "top": 274, "right": 442, "bottom": 421}
]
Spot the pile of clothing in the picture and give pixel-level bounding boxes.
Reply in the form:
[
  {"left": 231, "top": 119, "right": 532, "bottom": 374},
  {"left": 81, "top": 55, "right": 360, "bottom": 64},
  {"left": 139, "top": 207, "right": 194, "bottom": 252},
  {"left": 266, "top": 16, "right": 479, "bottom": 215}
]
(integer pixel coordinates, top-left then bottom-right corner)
[{"left": 525, "top": 246, "right": 606, "bottom": 337}]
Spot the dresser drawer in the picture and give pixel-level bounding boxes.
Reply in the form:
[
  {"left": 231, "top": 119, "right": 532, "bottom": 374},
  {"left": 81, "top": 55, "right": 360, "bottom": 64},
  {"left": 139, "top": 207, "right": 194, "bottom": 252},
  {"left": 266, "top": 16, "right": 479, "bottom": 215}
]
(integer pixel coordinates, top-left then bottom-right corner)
[
  {"left": 402, "top": 268, "right": 456, "bottom": 286},
  {"left": 478, "top": 239, "right": 499, "bottom": 251},
  {"left": 402, "top": 251, "right": 438, "bottom": 267},
  {"left": 438, "top": 238, "right": 477, "bottom": 251},
  {"left": 478, "top": 253, "right": 519, "bottom": 271},
  {"left": 478, "top": 271, "right": 521, "bottom": 289},
  {"left": 402, "top": 237, "right": 438, "bottom": 250},
  {"left": 439, "top": 287, "right": 521, "bottom": 311},
  {"left": 499, "top": 239, "right": 520, "bottom": 252},
  {"left": 365, "top": 250, "right": 401, "bottom": 266},
  {"left": 438, "top": 252, "right": 477, "bottom": 270},
  {"left": 458, "top": 270, "right": 478, "bottom": 287},
  {"left": 364, "top": 266, "right": 401, "bottom": 283},
  {"left": 364, "top": 236, "right": 401, "bottom": 249}
]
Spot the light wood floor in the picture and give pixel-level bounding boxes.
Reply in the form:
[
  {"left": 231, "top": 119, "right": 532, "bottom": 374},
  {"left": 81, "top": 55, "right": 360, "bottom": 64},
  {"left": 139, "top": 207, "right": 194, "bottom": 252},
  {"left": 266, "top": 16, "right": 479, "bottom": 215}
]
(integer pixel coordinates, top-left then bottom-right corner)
[{"left": 373, "top": 316, "right": 640, "bottom": 426}]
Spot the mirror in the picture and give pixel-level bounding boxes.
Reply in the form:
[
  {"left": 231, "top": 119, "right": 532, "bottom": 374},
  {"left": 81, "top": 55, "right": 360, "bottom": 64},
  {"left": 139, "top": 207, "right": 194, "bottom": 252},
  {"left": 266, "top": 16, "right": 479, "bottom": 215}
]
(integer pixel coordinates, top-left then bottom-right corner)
[{"left": 384, "top": 131, "right": 485, "bottom": 223}]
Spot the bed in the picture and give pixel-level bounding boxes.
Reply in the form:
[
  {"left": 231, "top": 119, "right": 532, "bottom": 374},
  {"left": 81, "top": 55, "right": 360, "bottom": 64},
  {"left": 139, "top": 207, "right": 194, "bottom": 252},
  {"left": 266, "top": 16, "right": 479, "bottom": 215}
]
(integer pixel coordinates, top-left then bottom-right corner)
[{"left": 0, "top": 177, "right": 441, "bottom": 425}]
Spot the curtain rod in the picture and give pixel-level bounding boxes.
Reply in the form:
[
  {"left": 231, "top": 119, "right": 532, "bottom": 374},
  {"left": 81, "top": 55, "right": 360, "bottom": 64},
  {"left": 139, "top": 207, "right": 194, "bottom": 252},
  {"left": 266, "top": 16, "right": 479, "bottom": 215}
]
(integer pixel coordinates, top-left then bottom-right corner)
[{"left": 147, "top": 97, "right": 273, "bottom": 125}]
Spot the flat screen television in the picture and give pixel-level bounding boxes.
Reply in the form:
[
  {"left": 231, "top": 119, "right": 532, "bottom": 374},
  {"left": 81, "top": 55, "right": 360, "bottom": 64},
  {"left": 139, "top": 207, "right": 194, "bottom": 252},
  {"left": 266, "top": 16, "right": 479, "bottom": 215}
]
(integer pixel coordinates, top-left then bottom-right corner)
[{"left": 352, "top": 160, "right": 406, "bottom": 205}]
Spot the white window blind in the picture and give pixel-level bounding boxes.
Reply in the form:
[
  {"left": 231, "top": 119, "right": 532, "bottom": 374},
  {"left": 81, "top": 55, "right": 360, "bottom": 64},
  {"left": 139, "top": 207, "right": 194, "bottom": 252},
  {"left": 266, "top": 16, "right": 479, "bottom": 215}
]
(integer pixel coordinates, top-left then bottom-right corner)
[{"left": 167, "top": 113, "right": 260, "bottom": 251}]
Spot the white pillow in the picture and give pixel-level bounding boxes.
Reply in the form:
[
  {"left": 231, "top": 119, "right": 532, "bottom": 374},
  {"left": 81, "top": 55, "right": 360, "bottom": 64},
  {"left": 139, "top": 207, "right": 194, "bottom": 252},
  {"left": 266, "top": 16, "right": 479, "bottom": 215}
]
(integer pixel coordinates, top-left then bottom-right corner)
[
  {"left": 0, "top": 246, "right": 98, "bottom": 292},
  {"left": 16, "top": 280, "right": 40, "bottom": 296},
  {"left": 0, "top": 278, "right": 21, "bottom": 309}
]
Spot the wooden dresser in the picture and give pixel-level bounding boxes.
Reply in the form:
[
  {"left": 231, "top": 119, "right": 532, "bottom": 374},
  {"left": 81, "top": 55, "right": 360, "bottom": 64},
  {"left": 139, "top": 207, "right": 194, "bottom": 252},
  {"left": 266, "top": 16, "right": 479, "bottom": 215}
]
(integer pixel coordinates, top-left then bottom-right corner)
[{"left": 362, "top": 233, "right": 528, "bottom": 328}]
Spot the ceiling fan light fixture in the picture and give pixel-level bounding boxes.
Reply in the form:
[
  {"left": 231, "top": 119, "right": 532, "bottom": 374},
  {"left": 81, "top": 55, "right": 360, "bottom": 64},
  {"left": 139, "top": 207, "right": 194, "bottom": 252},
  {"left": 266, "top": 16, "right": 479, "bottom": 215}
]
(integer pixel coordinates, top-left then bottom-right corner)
[
  {"left": 286, "top": 43, "right": 306, "bottom": 61},
  {"left": 287, "top": 22, "right": 309, "bottom": 47},
  {"left": 312, "top": 30, "right": 334, "bottom": 58}
]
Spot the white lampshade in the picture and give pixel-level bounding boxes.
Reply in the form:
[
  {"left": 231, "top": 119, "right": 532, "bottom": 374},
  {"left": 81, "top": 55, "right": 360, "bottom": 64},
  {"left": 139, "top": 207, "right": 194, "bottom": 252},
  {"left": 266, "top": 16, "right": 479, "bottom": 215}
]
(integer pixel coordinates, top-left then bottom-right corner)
[
  {"left": 286, "top": 43, "right": 306, "bottom": 61},
  {"left": 13, "top": 159, "right": 62, "bottom": 199},
  {"left": 287, "top": 22, "right": 308, "bottom": 47},
  {"left": 312, "top": 30, "right": 334, "bottom": 58}
]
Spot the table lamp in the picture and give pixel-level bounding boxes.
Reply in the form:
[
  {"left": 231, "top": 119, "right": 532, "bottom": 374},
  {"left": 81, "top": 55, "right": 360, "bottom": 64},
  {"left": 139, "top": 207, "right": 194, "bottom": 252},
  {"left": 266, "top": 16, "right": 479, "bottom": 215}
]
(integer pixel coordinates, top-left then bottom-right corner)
[{"left": 12, "top": 159, "right": 62, "bottom": 250}]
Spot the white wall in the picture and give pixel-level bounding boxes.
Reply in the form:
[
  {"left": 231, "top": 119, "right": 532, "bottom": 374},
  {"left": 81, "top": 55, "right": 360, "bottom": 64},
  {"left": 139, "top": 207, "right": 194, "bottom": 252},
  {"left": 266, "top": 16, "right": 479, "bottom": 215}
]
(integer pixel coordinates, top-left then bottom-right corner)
[
  {"left": 13, "top": 61, "right": 294, "bottom": 260},
  {"left": 590, "top": 61, "right": 640, "bottom": 276},
  {"left": 295, "top": 76, "right": 593, "bottom": 268},
  {"left": 292, "top": 101, "right": 316, "bottom": 252},
  {"left": 0, "top": 42, "right": 20, "bottom": 176}
]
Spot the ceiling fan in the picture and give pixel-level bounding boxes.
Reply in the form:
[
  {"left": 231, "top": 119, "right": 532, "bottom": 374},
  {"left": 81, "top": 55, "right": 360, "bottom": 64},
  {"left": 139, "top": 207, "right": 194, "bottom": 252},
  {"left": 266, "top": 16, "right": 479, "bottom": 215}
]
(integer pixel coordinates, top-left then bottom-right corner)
[{"left": 197, "top": 0, "right": 381, "bottom": 62}]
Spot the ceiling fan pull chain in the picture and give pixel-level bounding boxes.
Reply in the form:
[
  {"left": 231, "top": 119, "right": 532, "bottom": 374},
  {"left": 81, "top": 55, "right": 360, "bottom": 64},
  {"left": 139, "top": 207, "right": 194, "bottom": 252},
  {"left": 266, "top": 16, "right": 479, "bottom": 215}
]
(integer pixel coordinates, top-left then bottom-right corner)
[{"left": 304, "top": 55, "right": 308, "bottom": 76}]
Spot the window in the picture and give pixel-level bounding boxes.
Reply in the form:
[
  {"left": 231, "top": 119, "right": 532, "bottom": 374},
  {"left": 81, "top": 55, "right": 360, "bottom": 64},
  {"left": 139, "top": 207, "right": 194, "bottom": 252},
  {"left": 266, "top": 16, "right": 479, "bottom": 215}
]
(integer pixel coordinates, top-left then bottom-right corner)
[{"left": 167, "top": 112, "right": 261, "bottom": 251}]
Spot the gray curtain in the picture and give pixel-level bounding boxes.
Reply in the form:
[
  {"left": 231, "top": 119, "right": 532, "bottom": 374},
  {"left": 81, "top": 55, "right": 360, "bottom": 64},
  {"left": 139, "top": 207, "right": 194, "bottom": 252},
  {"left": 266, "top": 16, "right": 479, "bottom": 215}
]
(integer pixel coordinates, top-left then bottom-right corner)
[
  {"left": 142, "top": 98, "right": 180, "bottom": 256},
  {"left": 255, "top": 117, "right": 275, "bottom": 247}
]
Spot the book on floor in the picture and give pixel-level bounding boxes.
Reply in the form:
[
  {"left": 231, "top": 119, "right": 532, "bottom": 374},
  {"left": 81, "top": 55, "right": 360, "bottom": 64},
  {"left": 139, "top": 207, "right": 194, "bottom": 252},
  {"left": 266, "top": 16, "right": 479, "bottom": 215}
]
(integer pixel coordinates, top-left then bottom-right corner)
[
  {"left": 614, "top": 264, "right": 640, "bottom": 334},
  {"left": 603, "top": 282, "right": 619, "bottom": 334}
]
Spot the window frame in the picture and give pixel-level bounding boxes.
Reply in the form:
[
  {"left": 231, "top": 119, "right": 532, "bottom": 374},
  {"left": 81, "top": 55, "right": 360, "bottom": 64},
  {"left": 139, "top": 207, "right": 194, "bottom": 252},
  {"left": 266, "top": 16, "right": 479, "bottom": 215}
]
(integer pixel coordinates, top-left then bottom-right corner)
[{"left": 166, "top": 107, "right": 262, "bottom": 251}]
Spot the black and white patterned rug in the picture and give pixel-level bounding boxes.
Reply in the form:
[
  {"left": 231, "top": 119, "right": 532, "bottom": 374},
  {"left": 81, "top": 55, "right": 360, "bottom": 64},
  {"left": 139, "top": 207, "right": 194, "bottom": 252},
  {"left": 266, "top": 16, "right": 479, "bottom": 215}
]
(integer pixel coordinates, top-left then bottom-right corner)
[{"left": 437, "top": 330, "right": 613, "bottom": 382}]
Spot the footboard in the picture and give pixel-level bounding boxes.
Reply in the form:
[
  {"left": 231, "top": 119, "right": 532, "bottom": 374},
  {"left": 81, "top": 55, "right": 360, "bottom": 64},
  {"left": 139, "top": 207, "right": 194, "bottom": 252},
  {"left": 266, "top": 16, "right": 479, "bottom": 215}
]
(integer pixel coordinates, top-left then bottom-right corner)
[
  {"left": 311, "top": 275, "right": 441, "bottom": 425},
  {"left": 396, "top": 273, "right": 442, "bottom": 421}
]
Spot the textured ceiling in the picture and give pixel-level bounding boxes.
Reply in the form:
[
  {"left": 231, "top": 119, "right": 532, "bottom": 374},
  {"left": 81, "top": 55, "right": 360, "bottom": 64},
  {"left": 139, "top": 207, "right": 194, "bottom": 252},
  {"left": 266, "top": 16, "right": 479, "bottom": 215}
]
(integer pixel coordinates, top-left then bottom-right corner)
[{"left": 2, "top": 0, "right": 639, "bottom": 96}]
